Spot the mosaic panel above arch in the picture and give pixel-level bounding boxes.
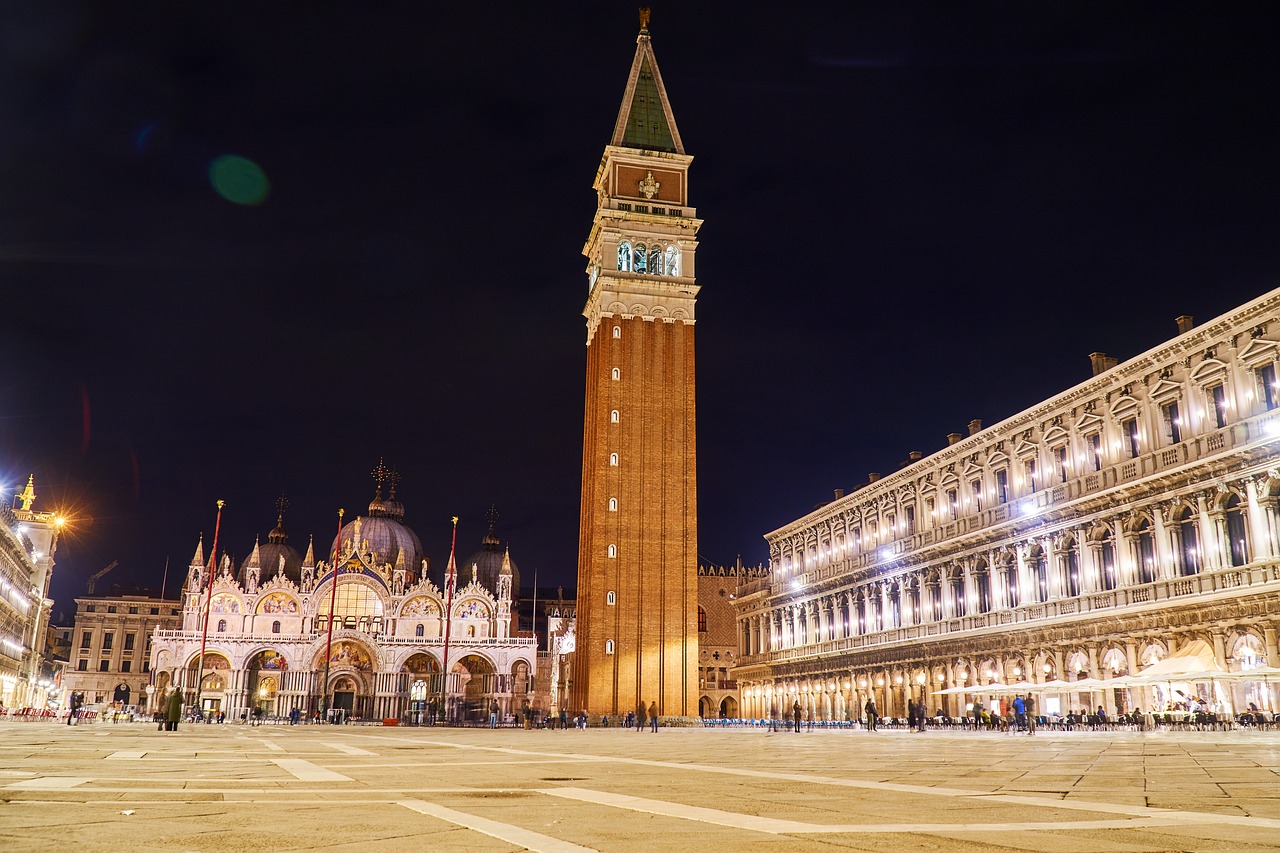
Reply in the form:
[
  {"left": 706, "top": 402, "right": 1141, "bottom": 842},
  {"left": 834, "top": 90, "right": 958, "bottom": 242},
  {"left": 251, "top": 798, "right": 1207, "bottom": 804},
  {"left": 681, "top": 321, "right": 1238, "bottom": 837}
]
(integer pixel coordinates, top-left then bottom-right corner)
[
  {"left": 401, "top": 596, "right": 441, "bottom": 618},
  {"left": 453, "top": 599, "right": 491, "bottom": 619},
  {"left": 211, "top": 594, "right": 241, "bottom": 614},
  {"left": 257, "top": 593, "right": 299, "bottom": 615}
]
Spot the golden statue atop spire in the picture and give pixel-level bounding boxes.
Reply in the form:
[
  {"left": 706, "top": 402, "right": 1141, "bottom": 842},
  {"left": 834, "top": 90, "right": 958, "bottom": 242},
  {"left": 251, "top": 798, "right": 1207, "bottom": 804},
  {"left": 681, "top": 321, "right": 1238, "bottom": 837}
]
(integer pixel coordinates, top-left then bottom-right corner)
[
  {"left": 639, "top": 7, "right": 651, "bottom": 33},
  {"left": 17, "top": 475, "right": 36, "bottom": 512}
]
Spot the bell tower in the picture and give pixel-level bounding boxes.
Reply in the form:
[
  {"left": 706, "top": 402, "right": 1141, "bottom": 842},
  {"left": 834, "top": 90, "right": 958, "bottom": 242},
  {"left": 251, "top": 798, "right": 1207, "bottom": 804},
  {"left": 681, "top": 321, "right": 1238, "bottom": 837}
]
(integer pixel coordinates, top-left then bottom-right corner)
[{"left": 572, "top": 12, "right": 702, "bottom": 718}]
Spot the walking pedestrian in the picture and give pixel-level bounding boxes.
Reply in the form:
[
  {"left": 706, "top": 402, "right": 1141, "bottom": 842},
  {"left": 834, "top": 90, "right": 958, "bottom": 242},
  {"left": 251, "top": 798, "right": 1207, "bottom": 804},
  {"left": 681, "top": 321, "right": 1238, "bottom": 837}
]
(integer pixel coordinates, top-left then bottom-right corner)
[
  {"left": 768, "top": 702, "right": 779, "bottom": 733},
  {"left": 166, "top": 688, "right": 184, "bottom": 732},
  {"left": 649, "top": 701, "right": 659, "bottom": 732},
  {"left": 559, "top": 708, "right": 568, "bottom": 730},
  {"left": 907, "top": 699, "right": 917, "bottom": 732},
  {"left": 864, "top": 697, "right": 878, "bottom": 732},
  {"left": 637, "top": 702, "right": 647, "bottom": 733}
]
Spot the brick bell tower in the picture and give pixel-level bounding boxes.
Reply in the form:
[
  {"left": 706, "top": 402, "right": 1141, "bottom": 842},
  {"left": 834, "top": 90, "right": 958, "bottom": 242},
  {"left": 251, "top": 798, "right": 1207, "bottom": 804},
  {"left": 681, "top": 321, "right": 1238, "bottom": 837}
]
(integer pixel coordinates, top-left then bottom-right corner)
[{"left": 571, "top": 11, "right": 702, "bottom": 719}]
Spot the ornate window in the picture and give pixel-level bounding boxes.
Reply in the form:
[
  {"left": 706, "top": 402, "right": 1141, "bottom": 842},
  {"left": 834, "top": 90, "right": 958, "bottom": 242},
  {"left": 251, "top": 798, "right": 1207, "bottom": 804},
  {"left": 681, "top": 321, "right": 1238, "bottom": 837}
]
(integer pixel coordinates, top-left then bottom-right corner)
[
  {"left": 633, "top": 243, "right": 647, "bottom": 273},
  {"left": 415, "top": 623, "right": 424, "bottom": 637},
  {"left": 697, "top": 605, "right": 707, "bottom": 632},
  {"left": 1178, "top": 507, "right": 1201, "bottom": 575},
  {"left": 617, "top": 242, "right": 632, "bottom": 271},
  {"left": 217, "top": 619, "right": 226, "bottom": 632},
  {"left": 995, "top": 469, "right": 1009, "bottom": 503},
  {"left": 1123, "top": 417, "right": 1141, "bottom": 459},
  {"left": 970, "top": 479, "right": 982, "bottom": 512},
  {"left": 1087, "top": 432, "right": 1102, "bottom": 471},
  {"left": 1162, "top": 401, "right": 1183, "bottom": 444},
  {"left": 1064, "top": 539, "right": 1082, "bottom": 596},
  {"left": 1257, "top": 363, "right": 1278, "bottom": 410},
  {"left": 648, "top": 244, "right": 663, "bottom": 274},
  {"left": 1099, "top": 529, "right": 1117, "bottom": 590},
  {"left": 271, "top": 620, "right": 281, "bottom": 634},
  {"left": 664, "top": 245, "right": 680, "bottom": 276},
  {"left": 1226, "top": 494, "right": 1249, "bottom": 566},
  {"left": 1136, "top": 518, "right": 1156, "bottom": 583},
  {"left": 1210, "top": 383, "right": 1229, "bottom": 428}
]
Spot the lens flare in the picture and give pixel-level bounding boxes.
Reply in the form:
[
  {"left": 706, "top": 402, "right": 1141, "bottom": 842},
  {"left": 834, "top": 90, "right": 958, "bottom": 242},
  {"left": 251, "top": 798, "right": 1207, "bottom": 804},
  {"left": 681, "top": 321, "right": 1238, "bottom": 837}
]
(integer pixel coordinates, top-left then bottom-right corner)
[{"left": 209, "top": 154, "right": 270, "bottom": 205}]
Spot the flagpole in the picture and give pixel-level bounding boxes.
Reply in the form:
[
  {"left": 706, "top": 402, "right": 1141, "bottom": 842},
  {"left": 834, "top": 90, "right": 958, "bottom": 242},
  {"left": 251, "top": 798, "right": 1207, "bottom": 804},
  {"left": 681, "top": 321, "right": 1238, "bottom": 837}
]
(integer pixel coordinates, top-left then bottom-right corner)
[
  {"left": 160, "top": 556, "right": 169, "bottom": 601},
  {"left": 321, "top": 508, "right": 343, "bottom": 722},
  {"left": 439, "top": 516, "right": 458, "bottom": 725},
  {"left": 194, "top": 500, "right": 225, "bottom": 719}
]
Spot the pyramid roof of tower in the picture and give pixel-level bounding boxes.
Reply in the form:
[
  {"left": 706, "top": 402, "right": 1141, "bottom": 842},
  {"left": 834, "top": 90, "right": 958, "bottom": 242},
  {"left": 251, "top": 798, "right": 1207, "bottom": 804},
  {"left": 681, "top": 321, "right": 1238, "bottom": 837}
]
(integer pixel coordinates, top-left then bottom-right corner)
[{"left": 610, "top": 28, "right": 684, "bottom": 154}]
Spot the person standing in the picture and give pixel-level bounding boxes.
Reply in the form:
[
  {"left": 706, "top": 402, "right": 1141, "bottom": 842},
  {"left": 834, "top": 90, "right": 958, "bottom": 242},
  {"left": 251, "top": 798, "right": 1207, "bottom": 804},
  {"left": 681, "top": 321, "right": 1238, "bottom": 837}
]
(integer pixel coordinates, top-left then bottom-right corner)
[
  {"left": 67, "top": 692, "right": 81, "bottom": 726},
  {"left": 791, "top": 700, "right": 802, "bottom": 733},
  {"left": 1026, "top": 694, "right": 1037, "bottom": 735},
  {"left": 637, "top": 702, "right": 647, "bottom": 733},
  {"left": 1013, "top": 695, "right": 1026, "bottom": 732},
  {"left": 768, "top": 701, "right": 779, "bottom": 733},
  {"left": 489, "top": 701, "right": 499, "bottom": 729},
  {"left": 906, "top": 699, "right": 917, "bottom": 733},
  {"left": 649, "top": 701, "right": 659, "bottom": 732},
  {"left": 864, "top": 697, "right": 878, "bottom": 732},
  {"left": 166, "top": 688, "right": 184, "bottom": 732}
]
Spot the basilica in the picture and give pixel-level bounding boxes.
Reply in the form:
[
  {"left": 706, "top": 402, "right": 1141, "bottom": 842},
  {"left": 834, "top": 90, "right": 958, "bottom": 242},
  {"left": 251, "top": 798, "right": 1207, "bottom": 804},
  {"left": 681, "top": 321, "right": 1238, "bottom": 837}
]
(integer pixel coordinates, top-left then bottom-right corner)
[{"left": 149, "top": 478, "right": 535, "bottom": 723}]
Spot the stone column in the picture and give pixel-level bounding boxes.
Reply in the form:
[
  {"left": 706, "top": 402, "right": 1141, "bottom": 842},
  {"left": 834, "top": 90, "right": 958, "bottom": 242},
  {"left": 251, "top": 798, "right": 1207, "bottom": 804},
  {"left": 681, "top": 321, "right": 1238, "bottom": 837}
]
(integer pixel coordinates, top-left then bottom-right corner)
[
  {"left": 1152, "top": 504, "right": 1174, "bottom": 580},
  {"left": 1246, "top": 478, "right": 1271, "bottom": 560}
]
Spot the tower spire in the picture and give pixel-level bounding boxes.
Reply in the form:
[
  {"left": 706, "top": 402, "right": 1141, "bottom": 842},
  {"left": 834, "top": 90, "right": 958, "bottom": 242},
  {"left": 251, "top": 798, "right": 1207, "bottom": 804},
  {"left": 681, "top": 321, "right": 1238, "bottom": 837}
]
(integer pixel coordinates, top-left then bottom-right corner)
[{"left": 610, "top": 12, "right": 683, "bottom": 153}]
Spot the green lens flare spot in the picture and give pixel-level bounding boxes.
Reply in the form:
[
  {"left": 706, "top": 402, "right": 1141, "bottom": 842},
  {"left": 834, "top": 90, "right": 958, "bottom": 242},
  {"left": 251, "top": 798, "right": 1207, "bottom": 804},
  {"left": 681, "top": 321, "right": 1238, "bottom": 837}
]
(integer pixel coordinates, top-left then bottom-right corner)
[{"left": 209, "top": 155, "right": 270, "bottom": 205}]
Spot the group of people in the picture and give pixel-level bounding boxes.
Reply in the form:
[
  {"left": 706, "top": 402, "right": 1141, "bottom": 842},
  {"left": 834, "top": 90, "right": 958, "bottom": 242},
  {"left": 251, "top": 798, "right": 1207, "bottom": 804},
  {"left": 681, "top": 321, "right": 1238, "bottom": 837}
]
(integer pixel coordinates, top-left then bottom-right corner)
[{"left": 967, "top": 694, "right": 1038, "bottom": 733}]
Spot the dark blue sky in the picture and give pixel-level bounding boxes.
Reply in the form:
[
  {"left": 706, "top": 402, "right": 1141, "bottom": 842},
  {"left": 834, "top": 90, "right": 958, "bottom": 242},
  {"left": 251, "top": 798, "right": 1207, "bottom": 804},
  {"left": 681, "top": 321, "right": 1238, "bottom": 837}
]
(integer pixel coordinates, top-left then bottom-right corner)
[{"left": 3, "top": 3, "right": 1279, "bottom": 615}]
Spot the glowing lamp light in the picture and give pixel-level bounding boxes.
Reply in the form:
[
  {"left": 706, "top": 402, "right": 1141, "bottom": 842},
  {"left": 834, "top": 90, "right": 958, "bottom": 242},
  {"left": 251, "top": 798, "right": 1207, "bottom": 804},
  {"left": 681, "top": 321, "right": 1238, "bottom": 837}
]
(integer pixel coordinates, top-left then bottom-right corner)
[
  {"left": 1019, "top": 500, "right": 1037, "bottom": 517},
  {"left": 878, "top": 548, "right": 892, "bottom": 561},
  {"left": 1265, "top": 421, "right": 1280, "bottom": 438},
  {"left": 54, "top": 516, "right": 66, "bottom": 527},
  {"left": 876, "top": 677, "right": 884, "bottom": 686}
]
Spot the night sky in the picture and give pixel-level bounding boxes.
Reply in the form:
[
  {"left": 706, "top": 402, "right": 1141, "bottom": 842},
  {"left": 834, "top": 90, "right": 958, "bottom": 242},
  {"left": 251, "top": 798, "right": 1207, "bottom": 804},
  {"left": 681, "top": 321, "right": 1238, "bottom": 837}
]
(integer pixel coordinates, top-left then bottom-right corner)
[{"left": 4, "top": 3, "right": 1280, "bottom": 616}]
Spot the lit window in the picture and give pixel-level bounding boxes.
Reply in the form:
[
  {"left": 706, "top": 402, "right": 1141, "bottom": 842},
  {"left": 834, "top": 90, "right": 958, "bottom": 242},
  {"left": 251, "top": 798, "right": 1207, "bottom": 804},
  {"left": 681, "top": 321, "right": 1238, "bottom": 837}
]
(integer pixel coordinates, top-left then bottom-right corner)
[
  {"left": 1162, "top": 401, "right": 1182, "bottom": 444},
  {"left": 1087, "top": 433, "right": 1102, "bottom": 470},
  {"left": 611, "top": 367, "right": 620, "bottom": 381},
  {"left": 633, "top": 242, "right": 647, "bottom": 273},
  {"left": 605, "top": 639, "right": 615, "bottom": 654},
  {"left": 612, "top": 325, "right": 621, "bottom": 339},
  {"left": 698, "top": 606, "right": 708, "bottom": 632},
  {"left": 608, "top": 498, "right": 617, "bottom": 512},
  {"left": 606, "top": 591, "right": 616, "bottom": 606},
  {"left": 1257, "top": 364, "right": 1278, "bottom": 410},
  {"left": 617, "top": 241, "right": 632, "bottom": 271},
  {"left": 649, "top": 244, "right": 663, "bottom": 274},
  {"left": 664, "top": 245, "right": 680, "bottom": 276},
  {"left": 970, "top": 479, "right": 982, "bottom": 512},
  {"left": 610, "top": 453, "right": 619, "bottom": 466},
  {"left": 607, "top": 544, "right": 617, "bottom": 558},
  {"left": 1210, "top": 384, "right": 1228, "bottom": 428},
  {"left": 610, "top": 409, "right": 619, "bottom": 423},
  {"left": 1122, "top": 417, "right": 1140, "bottom": 458}
]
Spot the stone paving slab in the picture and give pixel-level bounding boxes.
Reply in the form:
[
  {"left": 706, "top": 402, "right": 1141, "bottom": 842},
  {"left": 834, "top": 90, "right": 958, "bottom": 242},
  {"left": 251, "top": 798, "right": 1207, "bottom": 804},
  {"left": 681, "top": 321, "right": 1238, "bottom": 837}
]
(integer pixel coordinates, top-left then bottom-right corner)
[{"left": 3, "top": 723, "right": 1280, "bottom": 851}]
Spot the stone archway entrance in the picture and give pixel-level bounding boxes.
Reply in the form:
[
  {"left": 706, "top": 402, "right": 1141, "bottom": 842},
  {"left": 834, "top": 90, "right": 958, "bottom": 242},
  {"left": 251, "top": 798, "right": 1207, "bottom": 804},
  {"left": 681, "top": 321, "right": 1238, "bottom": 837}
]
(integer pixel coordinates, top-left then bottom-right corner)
[{"left": 453, "top": 654, "right": 495, "bottom": 725}]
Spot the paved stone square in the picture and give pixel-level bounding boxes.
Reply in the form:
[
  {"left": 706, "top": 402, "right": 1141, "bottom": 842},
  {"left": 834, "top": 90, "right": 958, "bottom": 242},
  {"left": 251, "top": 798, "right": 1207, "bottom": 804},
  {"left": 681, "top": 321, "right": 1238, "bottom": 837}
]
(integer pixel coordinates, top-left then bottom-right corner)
[{"left": 3, "top": 721, "right": 1280, "bottom": 851}]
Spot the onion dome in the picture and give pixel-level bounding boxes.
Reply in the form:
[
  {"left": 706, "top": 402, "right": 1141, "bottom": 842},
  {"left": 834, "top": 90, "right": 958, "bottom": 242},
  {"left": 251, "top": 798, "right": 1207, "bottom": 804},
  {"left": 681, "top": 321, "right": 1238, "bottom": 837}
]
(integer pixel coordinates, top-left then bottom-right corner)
[
  {"left": 331, "top": 466, "right": 422, "bottom": 573},
  {"left": 239, "top": 500, "right": 304, "bottom": 585},
  {"left": 459, "top": 506, "right": 521, "bottom": 596}
]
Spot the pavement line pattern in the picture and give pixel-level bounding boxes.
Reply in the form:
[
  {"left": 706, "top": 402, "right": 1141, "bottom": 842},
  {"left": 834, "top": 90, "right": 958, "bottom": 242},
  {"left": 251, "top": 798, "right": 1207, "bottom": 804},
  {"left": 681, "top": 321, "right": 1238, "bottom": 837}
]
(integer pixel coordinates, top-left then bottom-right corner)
[
  {"left": 268, "top": 758, "right": 352, "bottom": 782},
  {"left": 6, "top": 777, "right": 92, "bottom": 789},
  {"left": 258, "top": 739, "right": 285, "bottom": 752},
  {"left": 538, "top": 787, "right": 1211, "bottom": 835},
  {"left": 396, "top": 798, "right": 598, "bottom": 853},
  {"left": 382, "top": 737, "right": 1280, "bottom": 831},
  {"left": 320, "top": 741, "right": 375, "bottom": 755},
  {"left": 104, "top": 751, "right": 146, "bottom": 760}
]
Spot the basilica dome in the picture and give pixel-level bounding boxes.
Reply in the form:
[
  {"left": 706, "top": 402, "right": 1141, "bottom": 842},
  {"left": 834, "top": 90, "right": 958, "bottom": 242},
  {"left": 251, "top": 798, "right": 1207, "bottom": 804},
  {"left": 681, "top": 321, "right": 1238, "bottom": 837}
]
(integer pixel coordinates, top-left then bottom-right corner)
[
  {"left": 238, "top": 514, "right": 303, "bottom": 585},
  {"left": 459, "top": 522, "right": 520, "bottom": 597},
  {"left": 330, "top": 483, "right": 423, "bottom": 571}
]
